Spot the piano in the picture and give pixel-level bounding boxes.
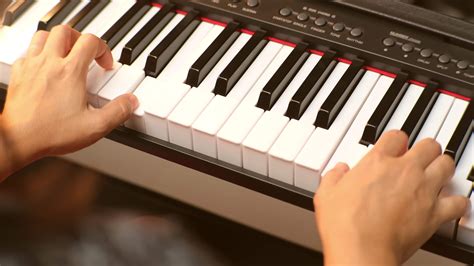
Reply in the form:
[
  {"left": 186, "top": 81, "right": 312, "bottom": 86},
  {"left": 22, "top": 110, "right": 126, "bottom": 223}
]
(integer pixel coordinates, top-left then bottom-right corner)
[{"left": 0, "top": 0, "right": 473, "bottom": 263}]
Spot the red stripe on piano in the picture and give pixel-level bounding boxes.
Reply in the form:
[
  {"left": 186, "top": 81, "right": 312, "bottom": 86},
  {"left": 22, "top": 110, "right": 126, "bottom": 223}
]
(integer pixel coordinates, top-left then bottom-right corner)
[
  {"left": 151, "top": 3, "right": 162, "bottom": 8},
  {"left": 337, "top": 58, "right": 352, "bottom": 64},
  {"left": 309, "top": 49, "right": 324, "bottom": 56},
  {"left": 409, "top": 80, "right": 427, "bottom": 87},
  {"left": 240, "top": 29, "right": 255, "bottom": 35},
  {"left": 176, "top": 10, "right": 188, "bottom": 15},
  {"left": 200, "top": 17, "right": 228, "bottom": 27},
  {"left": 267, "top": 37, "right": 297, "bottom": 47},
  {"left": 365, "top": 66, "right": 397, "bottom": 78},
  {"left": 438, "top": 89, "right": 471, "bottom": 101}
]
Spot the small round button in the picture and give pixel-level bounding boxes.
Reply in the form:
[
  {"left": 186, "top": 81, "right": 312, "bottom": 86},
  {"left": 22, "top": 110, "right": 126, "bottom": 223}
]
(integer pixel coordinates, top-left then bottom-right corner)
[
  {"left": 420, "top": 49, "right": 433, "bottom": 58},
  {"left": 314, "top": 17, "right": 327, "bottom": 27},
  {"left": 401, "top": 43, "right": 414, "bottom": 53},
  {"left": 246, "top": 0, "right": 259, "bottom": 7},
  {"left": 439, "top": 54, "right": 451, "bottom": 64},
  {"left": 383, "top": 38, "right": 395, "bottom": 47},
  {"left": 297, "top": 12, "right": 309, "bottom": 21},
  {"left": 279, "top": 8, "right": 292, "bottom": 17},
  {"left": 457, "top": 60, "right": 469, "bottom": 70},
  {"left": 332, "top": 23, "right": 345, "bottom": 32},
  {"left": 350, "top": 28, "right": 363, "bottom": 37}
]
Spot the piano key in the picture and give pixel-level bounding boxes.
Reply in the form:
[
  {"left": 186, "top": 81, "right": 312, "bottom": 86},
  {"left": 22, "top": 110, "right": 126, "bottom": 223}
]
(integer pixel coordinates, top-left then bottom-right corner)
[
  {"left": 323, "top": 75, "right": 394, "bottom": 177},
  {"left": 360, "top": 72, "right": 409, "bottom": 146},
  {"left": 414, "top": 94, "right": 455, "bottom": 144},
  {"left": 438, "top": 133, "right": 473, "bottom": 239},
  {"left": 156, "top": 22, "right": 217, "bottom": 82},
  {"left": 213, "top": 30, "right": 268, "bottom": 97},
  {"left": 314, "top": 59, "right": 365, "bottom": 129},
  {"left": 192, "top": 41, "right": 283, "bottom": 158},
  {"left": 255, "top": 42, "right": 309, "bottom": 111},
  {"left": 97, "top": 65, "right": 144, "bottom": 107},
  {"left": 81, "top": 0, "right": 135, "bottom": 36},
  {"left": 285, "top": 50, "right": 337, "bottom": 120},
  {"left": 3, "top": 0, "right": 35, "bottom": 26},
  {"left": 37, "top": 0, "right": 81, "bottom": 31},
  {"left": 110, "top": 7, "right": 160, "bottom": 61},
  {"left": 274, "top": 70, "right": 380, "bottom": 188},
  {"left": 61, "top": 0, "right": 90, "bottom": 27},
  {"left": 144, "top": 10, "right": 200, "bottom": 78},
  {"left": 217, "top": 45, "right": 294, "bottom": 166},
  {"left": 401, "top": 82, "right": 439, "bottom": 146},
  {"left": 436, "top": 98, "right": 470, "bottom": 150},
  {"left": 66, "top": 0, "right": 110, "bottom": 32},
  {"left": 382, "top": 83, "right": 424, "bottom": 133},
  {"left": 457, "top": 188, "right": 474, "bottom": 246},
  {"left": 86, "top": 62, "right": 122, "bottom": 107},
  {"left": 445, "top": 102, "right": 473, "bottom": 163},
  {"left": 126, "top": 22, "right": 224, "bottom": 137},
  {"left": 119, "top": 3, "right": 175, "bottom": 65},
  {"left": 100, "top": 0, "right": 151, "bottom": 49},
  {"left": 167, "top": 33, "right": 252, "bottom": 148},
  {"left": 186, "top": 21, "right": 241, "bottom": 88},
  {"left": 242, "top": 54, "right": 321, "bottom": 175},
  {"left": 469, "top": 167, "right": 474, "bottom": 182}
]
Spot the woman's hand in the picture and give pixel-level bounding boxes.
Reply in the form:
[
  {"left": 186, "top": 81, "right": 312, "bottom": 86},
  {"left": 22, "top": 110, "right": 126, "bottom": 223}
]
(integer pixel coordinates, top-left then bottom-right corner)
[
  {"left": 315, "top": 130, "right": 469, "bottom": 265},
  {"left": 1, "top": 25, "right": 138, "bottom": 178}
]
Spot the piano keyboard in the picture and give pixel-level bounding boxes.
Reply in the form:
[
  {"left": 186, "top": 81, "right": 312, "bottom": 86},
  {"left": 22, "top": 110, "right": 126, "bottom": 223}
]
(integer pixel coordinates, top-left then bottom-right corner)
[{"left": 0, "top": 0, "right": 473, "bottom": 262}]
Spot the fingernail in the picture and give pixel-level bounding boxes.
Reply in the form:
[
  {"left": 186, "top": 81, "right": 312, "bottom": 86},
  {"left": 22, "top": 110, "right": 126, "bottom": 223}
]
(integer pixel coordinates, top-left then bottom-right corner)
[{"left": 129, "top": 94, "right": 139, "bottom": 110}]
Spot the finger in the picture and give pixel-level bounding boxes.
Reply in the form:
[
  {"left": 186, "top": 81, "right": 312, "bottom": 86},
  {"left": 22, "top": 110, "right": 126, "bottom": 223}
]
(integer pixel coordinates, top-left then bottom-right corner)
[
  {"left": 434, "top": 195, "right": 470, "bottom": 226},
  {"left": 89, "top": 94, "right": 139, "bottom": 135},
  {"left": 27, "top": 30, "right": 50, "bottom": 57},
  {"left": 68, "top": 33, "right": 113, "bottom": 70},
  {"left": 405, "top": 138, "right": 442, "bottom": 169},
  {"left": 43, "top": 25, "right": 81, "bottom": 57},
  {"left": 425, "top": 154, "right": 455, "bottom": 193},
  {"left": 320, "top": 162, "right": 349, "bottom": 188},
  {"left": 372, "top": 130, "right": 408, "bottom": 157}
]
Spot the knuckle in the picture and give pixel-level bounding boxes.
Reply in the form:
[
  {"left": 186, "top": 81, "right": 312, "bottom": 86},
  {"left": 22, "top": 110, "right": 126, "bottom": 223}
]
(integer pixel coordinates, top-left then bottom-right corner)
[
  {"left": 425, "top": 138, "right": 441, "bottom": 153},
  {"left": 80, "top": 33, "right": 99, "bottom": 44},
  {"left": 51, "top": 24, "right": 72, "bottom": 34}
]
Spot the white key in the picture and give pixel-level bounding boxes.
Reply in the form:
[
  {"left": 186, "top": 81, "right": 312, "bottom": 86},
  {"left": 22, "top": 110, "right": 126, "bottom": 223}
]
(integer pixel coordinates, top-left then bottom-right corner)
[
  {"left": 383, "top": 84, "right": 424, "bottom": 133},
  {"left": 82, "top": 0, "right": 135, "bottom": 36},
  {"left": 86, "top": 62, "right": 122, "bottom": 107},
  {"left": 97, "top": 65, "right": 144, "bottom": 107},
  {"left": 414, "top": 94, "right": 455, "bottom": 143},
  {"left": 167, "top": 33, "right": 252, "bottom": 149},
  {"left": 128, "top": 20, "right": 220, "bottom": 137},
  {"left": 192, "top": 41, "right": 283, "bottom": 158},
  {"left": 438, "top": 134, "right": 473, "bottom": 238},
  {"left": 156, "top": 22, "right": 219, "bottom": 82},
  {"left": 62, "top": 0, "right": 91, "bottom": 25},
  {"left": 216, "top": 45, "right": 294, "bottom": 166},
  {"left": 458, "top": 182, "right": 474, "bottom": 246},
  {"left": 436, "top": 98, "right": 469, "bottom": 150},
  {"left": 111, "top": 7, "right": 161, "bottom": 61},
  {"left": 242, "top": 54, "right": 321, "bottom": 175},
  {"left": 274, "top": 70, "right": 380, "bottom": 188},
  {"left": 321, "top": 76, "right": 395, "bottom": 179}
]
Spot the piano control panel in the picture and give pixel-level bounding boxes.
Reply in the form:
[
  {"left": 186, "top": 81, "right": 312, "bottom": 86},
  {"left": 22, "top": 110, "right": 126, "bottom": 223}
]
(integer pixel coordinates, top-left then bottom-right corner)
[{"left": 179, "top": 0, "right": 474, "bottom": 98}]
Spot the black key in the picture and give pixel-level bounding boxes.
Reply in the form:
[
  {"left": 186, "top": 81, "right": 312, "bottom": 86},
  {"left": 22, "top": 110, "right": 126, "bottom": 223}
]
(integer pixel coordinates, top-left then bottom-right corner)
[
  {"left": 119, "top": 3, "right": 175, "bottom": 65},
  {"left": 444, "top": 101, "right": 473, "bottom": 164},
  {"left": 145, "top": 10, "right": 200, "bottom": 78},
  {"left": 213, "top": 29, "right": 267, "bottom": 96},
  {"left": 256, "top": 42, "right": 309, "bottom": 110},
  {"left": 468, "top": 167, "right": 474, "bottom": 182},
  {"left": 3, "top": 0, "right": 34, "bottom": 26},
  {"left": 315, "top": 59, "right": 365, "bottom": 129},
  {"left": 360, "top": 72, "right": 410, "bottom": 146},
  {"left": 66, "top": 0, "right": 110, "bottom": 32},
  {"left": 37, "top": 0, "right": 81, "bottom": 31},
  {"left": 285, "top": 50, "right": 337, "bottom": 120},
  {"left": 187, "top": 21, "right": 241, "bottom": 88},
  {"left": 401, "top": 81, "right": 439, "bottom": 147},
  {"left": 101, "top": 0, "right": 151, "bottom": 50}
]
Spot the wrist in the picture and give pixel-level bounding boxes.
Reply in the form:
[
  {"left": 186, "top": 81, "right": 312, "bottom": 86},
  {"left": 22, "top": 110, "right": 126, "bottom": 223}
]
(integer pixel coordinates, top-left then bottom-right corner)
[{"left": 322, "top": 235, "right": 399, "bottom": 266}]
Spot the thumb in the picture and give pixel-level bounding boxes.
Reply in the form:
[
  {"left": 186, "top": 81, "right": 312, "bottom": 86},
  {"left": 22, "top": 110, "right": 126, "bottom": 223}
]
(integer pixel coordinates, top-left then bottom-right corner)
[
  {"left": 434, "top": 195, "right": 470, "bottom": 226},
  {"left": 92, "top": 93, "right": 138, "bottom": 133}
]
